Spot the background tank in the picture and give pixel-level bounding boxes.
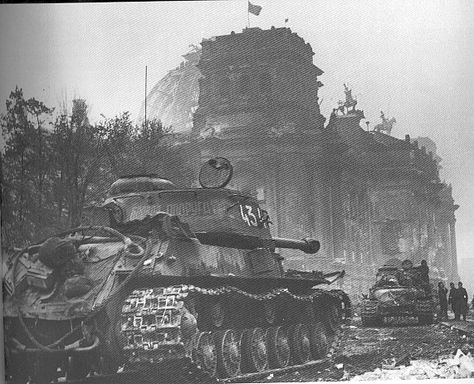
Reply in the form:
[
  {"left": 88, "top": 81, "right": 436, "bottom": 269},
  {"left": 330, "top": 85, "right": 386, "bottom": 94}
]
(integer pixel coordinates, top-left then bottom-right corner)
[
  {"left": 3, "top": 158, "right": 350, "bottom": 383},
  {"left": 360, "top": 259, "right": 435, "bottom": 327}
]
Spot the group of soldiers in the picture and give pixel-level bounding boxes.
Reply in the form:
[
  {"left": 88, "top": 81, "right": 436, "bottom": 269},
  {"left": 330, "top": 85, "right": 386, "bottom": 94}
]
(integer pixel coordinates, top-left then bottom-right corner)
[
  {"left": 374, "top": 259, "right": 431, "bottom": 292},
  {"left": 375, "top": 259, "right": 471, "bottom": 322},
  {"left": 399, "top": 259, "right": 430, "bottom": 293},
  {"left": 438, "top": 281, "right": 470, "bottom": 321}
]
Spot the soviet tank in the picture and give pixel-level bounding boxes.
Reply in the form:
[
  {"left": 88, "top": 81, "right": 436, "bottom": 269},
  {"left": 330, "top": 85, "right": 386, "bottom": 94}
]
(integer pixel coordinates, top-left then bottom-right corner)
[
  {"left": 3, "top": 157, "right": 351, "bottom": 383},
  {"left": 360, "top": 259, "right": 434, "bottom": 327}
]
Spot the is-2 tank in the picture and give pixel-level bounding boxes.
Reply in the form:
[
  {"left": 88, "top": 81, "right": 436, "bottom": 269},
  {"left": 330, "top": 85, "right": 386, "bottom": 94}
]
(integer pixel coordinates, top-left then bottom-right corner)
[
  {"left": 360, "top": 259, "right": 434, "bottom": 327},
  {"left": 3, "top": 158, "right": 351, "bottom": 383}
]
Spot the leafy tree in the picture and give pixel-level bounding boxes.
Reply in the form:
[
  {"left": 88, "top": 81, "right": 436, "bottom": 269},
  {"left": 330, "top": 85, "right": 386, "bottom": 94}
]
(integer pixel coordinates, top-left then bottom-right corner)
[
  {"left": 51, "top": 100, "right": 135, "bottom": 227},
  {"left": 1, "top": 87, "right": 54, "bottom": 246},
  {"left": 1, "top": 90, "right": 194, "bottom": 248},
  {"left": 85, "top": 112, "right": 135, "bottom": 204},
  {"left": 125, "top": 118, "right": 194, "bottom": 186}
]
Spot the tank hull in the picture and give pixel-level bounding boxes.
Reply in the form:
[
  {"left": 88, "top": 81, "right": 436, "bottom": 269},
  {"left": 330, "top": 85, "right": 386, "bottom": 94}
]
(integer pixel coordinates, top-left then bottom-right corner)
[
  {"left": 361, "top": 288, "right": 434, "bottom": 326},
  {"left": 4, "top": 160, "right": 351, "bottom": 383},
  {"left": 3, "top": 227, "right": 350, "bottom": 383}
]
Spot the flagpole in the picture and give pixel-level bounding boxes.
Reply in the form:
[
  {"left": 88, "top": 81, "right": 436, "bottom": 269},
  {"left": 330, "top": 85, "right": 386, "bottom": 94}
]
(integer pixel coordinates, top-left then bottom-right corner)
[
  {"left": 144, "top": 65, "right": 147, "bottom": 127},
  {"left": 247, "top": 2, "right": 262, "bottom": 28}
]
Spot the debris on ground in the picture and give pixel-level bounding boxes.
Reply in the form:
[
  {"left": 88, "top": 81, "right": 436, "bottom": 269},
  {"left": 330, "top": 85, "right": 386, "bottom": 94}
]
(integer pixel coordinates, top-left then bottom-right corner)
[
  {"left": 350, "top": 349, "right": 474, "bottom": 380},
  {"left": 269, "top": 317, "right": 474, "bottom": 382}
]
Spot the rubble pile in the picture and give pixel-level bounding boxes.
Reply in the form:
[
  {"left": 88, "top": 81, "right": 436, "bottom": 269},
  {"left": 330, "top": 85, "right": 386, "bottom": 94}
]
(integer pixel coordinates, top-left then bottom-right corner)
[
  {"left": 350, "top": 349, "right": 474, "bottom": 380},
  {"left": 269, "top": 319, "right": 473, "bottom": 382}
]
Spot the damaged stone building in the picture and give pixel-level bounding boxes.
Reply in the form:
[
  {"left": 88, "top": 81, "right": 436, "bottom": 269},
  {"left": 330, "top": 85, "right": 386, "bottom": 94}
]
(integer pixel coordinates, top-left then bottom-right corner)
[{"left": 146, "top": 27, "right": 459, "bottom": 295}]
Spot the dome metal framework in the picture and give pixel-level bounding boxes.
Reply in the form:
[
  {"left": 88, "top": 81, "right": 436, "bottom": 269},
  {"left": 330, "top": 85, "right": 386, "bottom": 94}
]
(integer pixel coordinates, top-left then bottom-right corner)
[{"left": 139, "top": 46, "right": 201, "bottom": 132}]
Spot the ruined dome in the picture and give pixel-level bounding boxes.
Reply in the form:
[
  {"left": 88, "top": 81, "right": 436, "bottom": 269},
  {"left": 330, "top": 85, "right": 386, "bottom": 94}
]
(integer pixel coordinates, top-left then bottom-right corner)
[{"left": 138, "top": 46, "right": 201, "bottom": 132}]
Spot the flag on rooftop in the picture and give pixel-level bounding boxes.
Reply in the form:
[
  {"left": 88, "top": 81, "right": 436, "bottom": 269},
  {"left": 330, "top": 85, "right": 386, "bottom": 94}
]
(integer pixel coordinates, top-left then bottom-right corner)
[{"left": 248, "top": 1, "right": 262, "bottom": 16}]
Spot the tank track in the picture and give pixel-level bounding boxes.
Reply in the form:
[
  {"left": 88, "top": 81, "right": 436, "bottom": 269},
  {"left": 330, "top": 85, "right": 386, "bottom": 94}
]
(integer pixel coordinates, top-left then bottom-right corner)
[{"left": 118, "top": 284, "right": 351, "bottom": 383}]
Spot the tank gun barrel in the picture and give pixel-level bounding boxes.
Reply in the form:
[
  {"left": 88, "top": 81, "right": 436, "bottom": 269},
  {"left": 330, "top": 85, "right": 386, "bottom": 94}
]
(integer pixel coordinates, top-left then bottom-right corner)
[{"left": 272, "top": 237, "right": 320, "bottom": 254}]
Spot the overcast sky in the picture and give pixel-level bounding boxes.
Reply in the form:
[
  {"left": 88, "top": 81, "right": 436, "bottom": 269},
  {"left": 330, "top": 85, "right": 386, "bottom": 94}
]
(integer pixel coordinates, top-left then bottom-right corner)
[{"left": 0, "top": 0, "right": 473, "bottom": 263}]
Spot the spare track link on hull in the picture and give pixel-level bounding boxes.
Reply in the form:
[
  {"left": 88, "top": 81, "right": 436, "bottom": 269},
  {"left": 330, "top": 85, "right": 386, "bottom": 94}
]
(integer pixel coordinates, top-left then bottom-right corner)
[{"left": 118, "top": 284, "right": 351, "bottom": 382}]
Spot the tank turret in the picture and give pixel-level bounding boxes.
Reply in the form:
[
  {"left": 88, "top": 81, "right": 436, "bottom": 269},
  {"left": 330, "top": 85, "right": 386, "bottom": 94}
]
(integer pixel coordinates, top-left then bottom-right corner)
[{"left": 3, "top": 157, "right": 350, "bottom": 383}]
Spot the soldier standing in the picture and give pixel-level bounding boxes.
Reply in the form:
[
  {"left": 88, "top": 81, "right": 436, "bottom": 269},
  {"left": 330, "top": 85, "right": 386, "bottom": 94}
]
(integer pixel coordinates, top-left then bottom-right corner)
[
  {"left": 456, "top": 282, "right": 468, "bottom": 321},
  {"left": 419, "top": 260, "right": 429, "bottom": 281},
  {"left": 438, "top": 282, "right": 448, "bottom": 320},
  {"left": 413, "top": 260, "right": 430, "bottom": 295},
  {"left": 448, "top": 282, "right": 457, "bottom": 320}
]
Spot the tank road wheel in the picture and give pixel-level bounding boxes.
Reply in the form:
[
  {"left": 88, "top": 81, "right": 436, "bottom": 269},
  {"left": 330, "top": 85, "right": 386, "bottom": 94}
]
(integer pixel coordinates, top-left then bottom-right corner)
[
  {"left": 263, "top": 300, "right": 277, "bottom": 325},
  {"left": 241, "top": 328, "right": 268, "bottom": 373},
  {"left": 215, "top": 329, "right": 241, "bottom": 378},
  {"left": 288, "top": 324, "right": 311, "bottom": 365},
  {"left": 193, "top": 332, "right": 218, "bottom": 378},
  {"left": 266, "top": 326, "right": 290, "bottom": 369},
  {"left": 309, "top": 322, "right": 329, "bottom": 359}
]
